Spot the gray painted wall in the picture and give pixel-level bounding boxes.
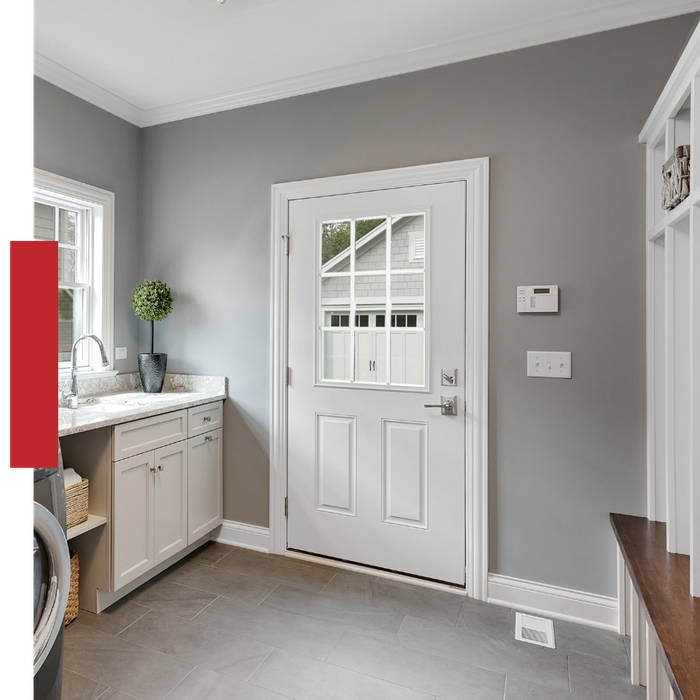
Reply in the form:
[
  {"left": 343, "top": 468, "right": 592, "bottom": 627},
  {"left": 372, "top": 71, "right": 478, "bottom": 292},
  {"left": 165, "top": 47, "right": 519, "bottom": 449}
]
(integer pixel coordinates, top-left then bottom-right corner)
[
  {"left": 34, "top": 78, "right": 142, "bottom": 375},
  {"left": 36, "top": 14, "right": 697, "bottom": 597}
]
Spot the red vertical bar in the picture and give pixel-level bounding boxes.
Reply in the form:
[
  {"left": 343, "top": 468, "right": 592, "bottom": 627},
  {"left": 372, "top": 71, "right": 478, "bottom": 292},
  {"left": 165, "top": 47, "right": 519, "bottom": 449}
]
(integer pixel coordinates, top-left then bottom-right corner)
[{"left": 11, "top": 241, "right": 57, "bottom": 468}]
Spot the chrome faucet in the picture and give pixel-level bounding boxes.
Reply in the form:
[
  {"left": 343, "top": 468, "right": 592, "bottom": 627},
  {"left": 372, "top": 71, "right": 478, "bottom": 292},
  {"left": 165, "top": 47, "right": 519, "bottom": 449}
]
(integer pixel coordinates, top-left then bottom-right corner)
[{"left": 65, "top": 334, "right": 110, "bottom": 409}]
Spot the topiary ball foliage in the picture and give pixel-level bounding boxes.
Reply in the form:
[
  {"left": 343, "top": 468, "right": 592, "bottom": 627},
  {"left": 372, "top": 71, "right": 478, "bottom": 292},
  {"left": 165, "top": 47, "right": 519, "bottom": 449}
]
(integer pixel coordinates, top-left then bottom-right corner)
[{"left": 131, "top": 279, "right": 173, "bottom": 322}]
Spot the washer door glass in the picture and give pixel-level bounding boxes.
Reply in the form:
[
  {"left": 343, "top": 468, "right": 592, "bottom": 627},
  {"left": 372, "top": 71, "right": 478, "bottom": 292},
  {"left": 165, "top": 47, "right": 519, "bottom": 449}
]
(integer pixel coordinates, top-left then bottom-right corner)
[
  {"left": 34, "top": 534, "right": 50, "bottom": 632},
  {"left": 33, "top": 502, "right": 70, "bottom": 676}
]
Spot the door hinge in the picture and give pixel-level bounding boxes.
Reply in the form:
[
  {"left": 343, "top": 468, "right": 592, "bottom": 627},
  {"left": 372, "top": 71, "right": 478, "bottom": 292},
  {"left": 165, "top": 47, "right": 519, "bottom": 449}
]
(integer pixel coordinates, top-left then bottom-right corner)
[
  {"left": 282, "top": 235, "right": 290, "bottom": 255},
  {"left": 285, "top": 367, "right": 291, "bottom": 386},
  {"left": 285, "top": 497, "right": 288, "bottom": 517}
]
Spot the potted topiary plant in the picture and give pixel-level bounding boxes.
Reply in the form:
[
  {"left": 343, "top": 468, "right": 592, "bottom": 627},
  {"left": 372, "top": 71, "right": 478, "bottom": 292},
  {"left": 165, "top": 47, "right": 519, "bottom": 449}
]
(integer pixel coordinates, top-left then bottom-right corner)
[{"left": 131, "top": 279, "right": 174, "bottom": 393}]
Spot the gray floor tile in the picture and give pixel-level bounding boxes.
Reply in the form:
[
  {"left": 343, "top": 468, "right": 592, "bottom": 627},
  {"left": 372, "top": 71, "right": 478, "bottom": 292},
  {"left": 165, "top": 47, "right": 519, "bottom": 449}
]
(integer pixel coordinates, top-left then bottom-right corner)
[
  {"left": 164, "top": 666, "right": 291, "bottom": 700},
  {"left": 125, "top": 578, "right": 218, "bottom": 620},
  {"left": 250, "top": 647, "right": 437, "bottom": 700},
  {"left": 568, "top": 654, "right": 645, "bottom": 699},
  {"left": 118, "top": 608, "right": 273, "bottom": 682},
  {"left": 553, "top": 619, "right": 629, "bottom": 671},
  {"left": 72, "top": 598, "right": 150, "bottom": 636},
  {"left": 260, "top": 584, "right": 405, "bottom": 642},
  {"left": 163, "top": 559, "right": 280, "bottom": 604},
  {"left": 62, "top": 545, "right": 639, "bottom": 700},
  {"left": 193, "top": 593, "right": 346, "bottom": 660},
  {"left": 457, "top": 597, "right": 517, "bottom": 638},
  {"left": 61, "top": 669, "right": 108, "bottom": 700},
  {"left": 397, "top": 614, "right": 569, "bottom": 691},
  {"left": 327, "top": 631, "right": 506, "bottom": 700},
  {"left": 213, "top": 549, "right": 337, "bottom": 592},
  {"left": 321, "top": 574, "right": 464, "bottom": 625},
  {"left": 181, "top": 541, "right": 238, "bottom": 566},
  {"left": 63, "top": 623, "right": 194, "bottom": 700}
]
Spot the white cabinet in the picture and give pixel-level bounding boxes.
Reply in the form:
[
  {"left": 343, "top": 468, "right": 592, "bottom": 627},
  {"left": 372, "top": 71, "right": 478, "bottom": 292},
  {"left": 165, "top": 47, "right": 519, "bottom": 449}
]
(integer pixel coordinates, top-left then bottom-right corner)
[
  {"left": 187, "top": 428, "right": 223, "bottom": 544},
  {"left": 111, "top": 402, "right": 222, "bottom": 591}
]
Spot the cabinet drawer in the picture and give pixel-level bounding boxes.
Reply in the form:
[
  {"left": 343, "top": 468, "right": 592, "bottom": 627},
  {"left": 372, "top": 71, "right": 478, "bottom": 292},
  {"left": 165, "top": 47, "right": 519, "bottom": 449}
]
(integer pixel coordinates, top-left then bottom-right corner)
[
  {"left": 113, "top": 409, "right": 187, "bottom": 461},
  {"left": 188, "top": 401, "right": 223, "bottom": 438}
]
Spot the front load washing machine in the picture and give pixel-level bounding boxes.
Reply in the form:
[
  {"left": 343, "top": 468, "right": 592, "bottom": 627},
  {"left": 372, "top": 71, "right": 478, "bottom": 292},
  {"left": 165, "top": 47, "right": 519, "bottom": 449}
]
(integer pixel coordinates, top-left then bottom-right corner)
[{"left": 33, "top": 445, "right": 70, "bottom": 700}]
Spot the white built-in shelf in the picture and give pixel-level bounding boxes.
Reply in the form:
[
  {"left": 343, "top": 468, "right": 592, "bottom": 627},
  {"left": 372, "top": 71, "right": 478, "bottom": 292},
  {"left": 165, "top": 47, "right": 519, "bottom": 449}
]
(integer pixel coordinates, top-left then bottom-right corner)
[
  {"left": 640, "top": 19, "right": 700, "bottom": 601},
  {"left": 67, "top": 514, "right": 107, "bottom": 541},
  {"left": 647, "top": 196, "right": 692, "bottom": 239}
]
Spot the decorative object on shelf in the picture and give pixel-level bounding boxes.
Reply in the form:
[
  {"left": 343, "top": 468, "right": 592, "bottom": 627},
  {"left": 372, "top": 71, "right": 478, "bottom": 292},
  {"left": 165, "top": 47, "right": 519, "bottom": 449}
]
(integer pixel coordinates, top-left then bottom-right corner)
[
  {"left": 661, "top": 145, "right": 690, "bottom": 211},
  {"left": 65, "top": 550, "right": 79, "bottom": 625},
  {"left": 64, "top": 468, "right": 89, "bottom": 529},
  {"left": 131, "top": 279, "right": 174, "bottom": 393}
]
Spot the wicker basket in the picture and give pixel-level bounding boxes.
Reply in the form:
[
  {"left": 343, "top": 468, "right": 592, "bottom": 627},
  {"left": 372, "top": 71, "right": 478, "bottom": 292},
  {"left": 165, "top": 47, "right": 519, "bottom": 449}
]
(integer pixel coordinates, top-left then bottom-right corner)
[
  {"left": 65, "top": 477, "right": 89, "bottom": 529},
  {"left": 65, "top": 550, "right": 79, "bottom": 625}
]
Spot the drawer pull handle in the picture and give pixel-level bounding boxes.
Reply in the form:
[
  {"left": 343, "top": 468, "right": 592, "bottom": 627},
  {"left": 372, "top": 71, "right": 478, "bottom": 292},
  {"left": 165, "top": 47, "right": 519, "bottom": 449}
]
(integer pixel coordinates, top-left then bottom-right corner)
[
  {"left": 203, "top": 416, "right": 212, "bottom": 422},
  {"left": 204, "top": 435, "right": 213, "bottom": 442}
]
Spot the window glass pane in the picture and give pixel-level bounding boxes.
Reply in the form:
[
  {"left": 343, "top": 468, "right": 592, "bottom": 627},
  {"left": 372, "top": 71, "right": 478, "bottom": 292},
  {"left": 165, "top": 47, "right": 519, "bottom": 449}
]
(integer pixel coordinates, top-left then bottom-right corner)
[
  {"left": 391, "top": 214, "right": 425, "bottom": 270},
  {"left": 59, "top": 248, "right": 77, "bottom": 284},
  {"left": 34, "top": 203, "right": 55, "bottom": 241},
  {"left": 355, "top": 217, "right": 386, "bottom": 271},
  {"left": 59, "top": 288, "right": 84, "bottom": 363},
  {"left": 59, "top": 209, "right": 77, "bottom": 245}
]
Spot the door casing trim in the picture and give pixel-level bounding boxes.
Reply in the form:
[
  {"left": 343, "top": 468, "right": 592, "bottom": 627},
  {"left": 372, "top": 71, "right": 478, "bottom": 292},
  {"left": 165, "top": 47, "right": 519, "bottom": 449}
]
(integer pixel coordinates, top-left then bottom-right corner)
[{"left": 270, "top": 158, "right": 490, "bottom": 599}]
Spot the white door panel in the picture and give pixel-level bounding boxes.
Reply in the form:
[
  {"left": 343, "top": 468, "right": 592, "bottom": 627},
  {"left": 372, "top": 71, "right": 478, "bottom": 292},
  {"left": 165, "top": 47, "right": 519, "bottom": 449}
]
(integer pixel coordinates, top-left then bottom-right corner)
[{"left": 288, "top": 182, "right": 466, "bottom": 585}]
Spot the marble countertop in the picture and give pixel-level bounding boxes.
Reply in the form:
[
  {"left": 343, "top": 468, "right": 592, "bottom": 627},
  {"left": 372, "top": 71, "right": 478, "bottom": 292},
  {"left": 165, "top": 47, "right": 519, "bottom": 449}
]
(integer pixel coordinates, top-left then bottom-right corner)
[{"left": 59, "top": 374, "right": 226, "bottom": 437}]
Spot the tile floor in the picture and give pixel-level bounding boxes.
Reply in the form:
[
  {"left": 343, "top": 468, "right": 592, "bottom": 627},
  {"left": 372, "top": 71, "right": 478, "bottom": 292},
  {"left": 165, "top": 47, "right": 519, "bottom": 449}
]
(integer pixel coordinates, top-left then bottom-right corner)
[{"left": 62, "top": 542, "right": 643, "bottom": 700}]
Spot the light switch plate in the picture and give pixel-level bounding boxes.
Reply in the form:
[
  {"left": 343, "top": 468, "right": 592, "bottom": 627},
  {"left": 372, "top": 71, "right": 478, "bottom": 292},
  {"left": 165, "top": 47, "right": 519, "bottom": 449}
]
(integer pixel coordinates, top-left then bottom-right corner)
[
  {"left": 527, "top": 351, "right": 571, "bottom": 378},
  {"left": 115, "top": 346, "right": 128, "bottom": 360}
]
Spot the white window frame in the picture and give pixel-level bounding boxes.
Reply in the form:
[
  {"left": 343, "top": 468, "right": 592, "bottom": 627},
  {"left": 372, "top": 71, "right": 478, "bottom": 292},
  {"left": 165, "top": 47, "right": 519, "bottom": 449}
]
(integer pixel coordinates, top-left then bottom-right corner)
[{"left": 34, "top": 168, "right": 115, "bottom": 378}]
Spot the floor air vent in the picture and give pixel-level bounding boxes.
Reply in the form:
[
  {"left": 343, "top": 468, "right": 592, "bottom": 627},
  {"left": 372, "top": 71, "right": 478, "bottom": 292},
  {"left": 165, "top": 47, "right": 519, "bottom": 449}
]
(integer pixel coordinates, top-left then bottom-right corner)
[{"left": 514, "top": 612, "right": 555, "bottom": 649}]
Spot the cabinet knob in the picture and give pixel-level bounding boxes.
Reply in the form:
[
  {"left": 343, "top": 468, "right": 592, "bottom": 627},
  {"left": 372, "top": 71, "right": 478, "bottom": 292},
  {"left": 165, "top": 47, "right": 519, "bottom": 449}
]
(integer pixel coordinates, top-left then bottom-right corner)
[
  {"left": 203, "top": 416, "right": 212, "bottom": 422},
  {"left": 150, "top": 465, "right": 157, "bottom": 473},
  {"left": 204, "top": 434, "right": 213, "bottom": 442}
]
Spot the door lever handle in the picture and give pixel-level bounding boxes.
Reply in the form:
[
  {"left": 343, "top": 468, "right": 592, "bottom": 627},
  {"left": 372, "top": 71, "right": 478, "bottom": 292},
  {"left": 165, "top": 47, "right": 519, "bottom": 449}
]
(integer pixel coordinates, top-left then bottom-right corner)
[{"left": 423, "top": 396, "right": 457, "bottom": 415}]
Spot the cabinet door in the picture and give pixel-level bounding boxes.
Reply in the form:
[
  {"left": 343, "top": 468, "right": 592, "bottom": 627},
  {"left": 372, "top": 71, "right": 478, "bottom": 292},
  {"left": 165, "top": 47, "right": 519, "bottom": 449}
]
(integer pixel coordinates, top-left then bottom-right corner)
[
  {"left": 187, "top": 428, "right": 223, "bottom": 544},
  {"left": 153, "top": 441, "right": 188, "bottom": 566},
  {"left": 113, "top": 453, "right": 153, "bottom": 590}
]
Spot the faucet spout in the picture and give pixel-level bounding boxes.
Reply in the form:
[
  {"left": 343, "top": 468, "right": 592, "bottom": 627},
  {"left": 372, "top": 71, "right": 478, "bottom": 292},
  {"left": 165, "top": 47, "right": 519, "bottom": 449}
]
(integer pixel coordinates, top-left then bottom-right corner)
[{"left": 65, "top": 335, "right": 110, "bottom": 409}]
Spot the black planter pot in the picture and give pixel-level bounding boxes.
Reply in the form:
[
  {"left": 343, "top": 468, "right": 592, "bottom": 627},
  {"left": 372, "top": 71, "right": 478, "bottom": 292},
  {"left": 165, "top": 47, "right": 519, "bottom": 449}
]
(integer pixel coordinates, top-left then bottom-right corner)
[{"left": 138, "top": 353, "right": 167, "bottom": 393}]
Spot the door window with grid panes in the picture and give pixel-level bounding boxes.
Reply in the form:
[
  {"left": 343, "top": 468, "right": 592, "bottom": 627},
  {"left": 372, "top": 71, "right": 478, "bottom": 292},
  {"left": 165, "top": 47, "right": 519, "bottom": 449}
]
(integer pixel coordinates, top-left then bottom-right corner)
[{"left": 320, "top": 214, "right": 426, "bottom": 386}]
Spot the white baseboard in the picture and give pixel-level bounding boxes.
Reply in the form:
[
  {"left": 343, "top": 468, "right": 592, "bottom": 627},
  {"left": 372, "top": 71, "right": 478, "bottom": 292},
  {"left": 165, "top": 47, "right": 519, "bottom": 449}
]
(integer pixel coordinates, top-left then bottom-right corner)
[
  {"left": 487, "top": 573, "right": 618, "bottom": 631},
  {"left": 211, "top": 519, "right": 270, "bottom": 552}
]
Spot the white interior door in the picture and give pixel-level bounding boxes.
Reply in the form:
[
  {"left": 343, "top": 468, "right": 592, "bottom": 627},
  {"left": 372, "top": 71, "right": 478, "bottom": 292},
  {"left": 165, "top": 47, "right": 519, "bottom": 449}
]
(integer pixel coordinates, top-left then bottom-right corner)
[{"left": 287, "top": 182, "right": 466, "bottom": 585}]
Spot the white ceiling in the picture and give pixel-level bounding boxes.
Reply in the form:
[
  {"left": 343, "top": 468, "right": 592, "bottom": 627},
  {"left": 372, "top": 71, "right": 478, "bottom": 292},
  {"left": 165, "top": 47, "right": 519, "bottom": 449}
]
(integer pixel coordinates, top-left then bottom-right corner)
[{"left": 34, "top": 0, "right": 700, "bottom": 127}]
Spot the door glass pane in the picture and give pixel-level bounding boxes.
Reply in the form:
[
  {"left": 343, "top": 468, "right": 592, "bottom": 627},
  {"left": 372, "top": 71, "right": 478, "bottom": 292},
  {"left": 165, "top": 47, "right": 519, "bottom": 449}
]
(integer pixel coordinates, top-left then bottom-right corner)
[
  {"left": 391, "top": 214, "right": 425, "bottom": 270},
  {"left": 322, "top": 330, "right": 351, "bottom": 381},
  {"left": 355, "top": 217, "right": 386, "bottom": 271},
  {"left": 390, "top": 273, "right": 425, "bottom": 385},
  {"left": 321, "top": 271, "right": 351, "bottom": 381},
  {"left": 321, "top": 220, "right": 352, "bottom": 266},
  {"left": 354, "top": 275, "right": 387, "bottom": 384}
]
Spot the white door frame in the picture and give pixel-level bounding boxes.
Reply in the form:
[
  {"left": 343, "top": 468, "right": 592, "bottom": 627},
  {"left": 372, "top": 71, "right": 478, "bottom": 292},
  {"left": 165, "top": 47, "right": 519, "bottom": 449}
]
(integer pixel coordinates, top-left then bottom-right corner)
[{"left": 270, "top": 158, "right": 490, "bottom": 600}]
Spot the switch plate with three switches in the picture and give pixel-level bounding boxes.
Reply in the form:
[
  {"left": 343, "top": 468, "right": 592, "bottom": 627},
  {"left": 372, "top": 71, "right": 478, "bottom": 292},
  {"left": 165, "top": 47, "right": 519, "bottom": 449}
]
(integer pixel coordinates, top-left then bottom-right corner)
[{"left": 527, "top": 351, "right": 571, "bottom": 378}]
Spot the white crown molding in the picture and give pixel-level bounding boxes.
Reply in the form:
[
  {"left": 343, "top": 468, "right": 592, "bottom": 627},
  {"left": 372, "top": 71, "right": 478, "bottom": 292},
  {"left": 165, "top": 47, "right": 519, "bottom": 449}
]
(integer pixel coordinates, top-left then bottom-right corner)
[
  {"left": 34, "top": 53, "right": 143, "bottom": 127},
  {"left": 36, "top": 0, "right": 700, "bottom": 128},
  {"left": 488, "top": 573, "right": 619, "bottom": 631}
]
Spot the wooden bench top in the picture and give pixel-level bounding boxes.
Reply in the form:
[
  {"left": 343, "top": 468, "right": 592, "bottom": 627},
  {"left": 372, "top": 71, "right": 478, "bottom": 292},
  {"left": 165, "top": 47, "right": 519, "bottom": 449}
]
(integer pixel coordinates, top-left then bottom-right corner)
[{"left": 610, "top": 513, "right": 700, "bottom": 700}]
